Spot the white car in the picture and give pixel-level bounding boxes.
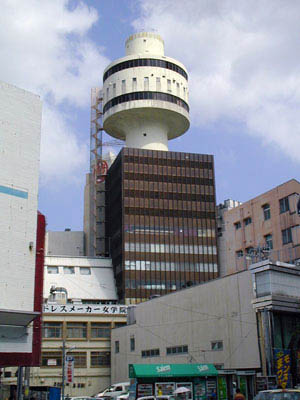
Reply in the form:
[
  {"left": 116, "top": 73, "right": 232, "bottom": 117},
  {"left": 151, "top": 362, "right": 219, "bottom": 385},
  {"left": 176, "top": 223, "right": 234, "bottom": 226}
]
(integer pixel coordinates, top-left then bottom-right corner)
[{"left": 95, "top": 383, "right": 130, "bottom": 399}]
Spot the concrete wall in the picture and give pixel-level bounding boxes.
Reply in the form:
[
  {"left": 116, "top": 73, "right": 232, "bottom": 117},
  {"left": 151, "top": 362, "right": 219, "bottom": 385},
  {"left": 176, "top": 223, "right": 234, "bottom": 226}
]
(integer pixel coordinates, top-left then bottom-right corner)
[
  {"left": 45, "top": 231, "right": 85, "bottom": 256},
  {"left": 111, "top": 270, "right": 260, "bottom": 383},
  {"left": 0, "top": 81, "right": 42, "bottom": 353}
]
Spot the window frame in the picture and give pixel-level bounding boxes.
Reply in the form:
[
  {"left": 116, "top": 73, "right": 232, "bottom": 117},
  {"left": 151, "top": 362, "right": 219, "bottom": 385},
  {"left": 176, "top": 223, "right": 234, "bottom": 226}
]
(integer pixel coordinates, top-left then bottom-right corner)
[
  {"left": 66, "top": 322, "right": 87, "bottom": 339},
  {"left": 279, "top": 196, "right": 290, "bottom": 214},
  {"left": 90, "top": 351, "right": 111, "bottom": 367},
  {"left": 211, "top": 341, "right": 223, "bottom": 351},
  {"left": 262, "top": 204, "right": 271, "bottom": 221},
  {"left": 282, "top": 227, "right": 292, "bottom": 245},
  {"left": 264, "top": 234, "right": 273, "bottom": 250},
  {"left": 42, "top": 322, "right": 63, "bottom": 339},
  {"left": 91, "top": 322, "right": 111, "bottom": 339}
]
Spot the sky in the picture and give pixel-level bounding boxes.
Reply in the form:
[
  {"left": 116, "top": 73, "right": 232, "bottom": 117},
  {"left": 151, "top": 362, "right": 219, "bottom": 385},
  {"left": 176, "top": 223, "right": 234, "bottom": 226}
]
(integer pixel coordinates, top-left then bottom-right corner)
[{"left": 1, "top": 0, "right": 300, "bottom": 231}]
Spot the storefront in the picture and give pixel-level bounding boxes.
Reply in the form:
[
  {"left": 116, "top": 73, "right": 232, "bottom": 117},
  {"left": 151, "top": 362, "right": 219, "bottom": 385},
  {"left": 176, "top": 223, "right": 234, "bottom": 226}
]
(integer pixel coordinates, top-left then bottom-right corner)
[{"left": 128, "top": 363, "right": 219, "bottom": 400}]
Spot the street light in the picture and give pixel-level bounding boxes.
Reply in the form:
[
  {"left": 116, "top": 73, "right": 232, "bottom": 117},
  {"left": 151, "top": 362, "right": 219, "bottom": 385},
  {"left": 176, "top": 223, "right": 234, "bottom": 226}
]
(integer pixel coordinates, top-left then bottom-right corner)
[{"left": 61, "top": 341, "right": 76, "bottom": 400}]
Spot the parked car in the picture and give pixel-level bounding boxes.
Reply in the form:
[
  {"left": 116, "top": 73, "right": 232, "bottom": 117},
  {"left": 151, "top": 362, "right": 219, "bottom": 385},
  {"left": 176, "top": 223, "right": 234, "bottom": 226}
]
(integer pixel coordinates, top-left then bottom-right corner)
[
  {"left": 95, "top": 383, "right": 130, "bottom": 399},
  {"left": 137, "top": 396, "right": 176, "bottom": 400},
  {"left": 254, "top": 390, "right": 300, "bottom": 400}
]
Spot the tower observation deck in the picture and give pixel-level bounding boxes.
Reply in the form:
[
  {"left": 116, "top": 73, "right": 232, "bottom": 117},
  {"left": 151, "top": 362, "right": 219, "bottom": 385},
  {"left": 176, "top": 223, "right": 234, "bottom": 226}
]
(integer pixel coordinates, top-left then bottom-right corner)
[{"left": 102, "top": 32, "right": 190, "bottom": 151}]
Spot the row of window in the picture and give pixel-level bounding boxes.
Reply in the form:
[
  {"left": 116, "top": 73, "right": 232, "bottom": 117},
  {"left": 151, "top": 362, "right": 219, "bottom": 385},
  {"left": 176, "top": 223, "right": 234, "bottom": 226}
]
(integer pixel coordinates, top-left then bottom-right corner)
[
  {"left": 124, "top": 172, "right": 213, "bottom": 186},
  {"left": 124, "top": 191, "right": 215, "bottom": 202},
  {"left": 235, "top": 196, "right": 292, "bottom": 230},
  {"left": 47, "top": 266, "right": 91, "bottom": 275},
  {"left": 124, "top": 242, "right": 217, "bottom": 255},
  {"left": 236, "top": 227, "right": 293, "bottom": 258},
  {"left": 115, "top": 340, "right": 223, "bottom": 355},
  {"left": 41, "top": 351, "right": 110, "bottom": 368},
  {"left": 124, "top": 260, "right": 218, "bottom": 272},
  {"left": 124, "top": 225, "right": 215, "bottom": 237},
  {"left": 124, "top": 207, "right": 215, "bottom": 219},
  {"left": 123, "top": 153, "right": 213, "bottom": 166},
  {"left": 103, "top": 91, "right": 189, "bottom": 114},
  {"left": 103, "top": 58, "right": 188, "bottom": 81},
  {"left": 42, "top": 322, "right": 125, "bottom": 339},
  {"left": 106, "top": 77, "right": 187, "bottom": 100}
]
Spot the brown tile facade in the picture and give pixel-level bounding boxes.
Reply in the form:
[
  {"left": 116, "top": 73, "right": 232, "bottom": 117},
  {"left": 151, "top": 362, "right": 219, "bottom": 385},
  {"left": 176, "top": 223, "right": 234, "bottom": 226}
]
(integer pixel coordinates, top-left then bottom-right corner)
[{"left": 105, "top": 148, "right": 218, "bottom": 304}]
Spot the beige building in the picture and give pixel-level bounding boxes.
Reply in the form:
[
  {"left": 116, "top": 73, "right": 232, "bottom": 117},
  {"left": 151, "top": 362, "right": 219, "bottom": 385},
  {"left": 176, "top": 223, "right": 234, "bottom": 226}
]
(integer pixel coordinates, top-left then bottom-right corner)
[{"left": 218, "top": 179, "right": 300, "bottom": 276}]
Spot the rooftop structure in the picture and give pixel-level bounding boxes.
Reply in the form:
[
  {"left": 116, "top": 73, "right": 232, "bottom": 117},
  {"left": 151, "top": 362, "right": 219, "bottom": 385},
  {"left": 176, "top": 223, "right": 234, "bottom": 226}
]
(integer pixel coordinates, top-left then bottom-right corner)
[{"left": 102, "top": 32, "right": 190, "bottom": 151}]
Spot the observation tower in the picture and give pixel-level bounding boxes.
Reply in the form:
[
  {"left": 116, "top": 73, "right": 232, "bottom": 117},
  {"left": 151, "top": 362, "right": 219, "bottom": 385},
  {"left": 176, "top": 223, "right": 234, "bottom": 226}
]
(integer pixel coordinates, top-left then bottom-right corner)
[{"left": 102, "top": 32, "right": 189, "bottom": 151}]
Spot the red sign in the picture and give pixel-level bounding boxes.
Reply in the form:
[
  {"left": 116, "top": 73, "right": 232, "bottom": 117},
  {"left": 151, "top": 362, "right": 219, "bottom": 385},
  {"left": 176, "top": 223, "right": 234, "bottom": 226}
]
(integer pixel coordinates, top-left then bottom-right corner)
[
  {"left": 65, "top": 356, "right": 74, "bottom": 383},
  {"left": 94, "top": 160, "right": 108, "bottom": 183}
]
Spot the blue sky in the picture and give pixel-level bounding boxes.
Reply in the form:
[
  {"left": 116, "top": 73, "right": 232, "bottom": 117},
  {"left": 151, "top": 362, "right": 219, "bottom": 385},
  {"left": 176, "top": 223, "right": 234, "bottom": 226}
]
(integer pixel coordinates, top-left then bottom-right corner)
[{"left": 1, "top": 0, "right": 299, "bottom": 231}]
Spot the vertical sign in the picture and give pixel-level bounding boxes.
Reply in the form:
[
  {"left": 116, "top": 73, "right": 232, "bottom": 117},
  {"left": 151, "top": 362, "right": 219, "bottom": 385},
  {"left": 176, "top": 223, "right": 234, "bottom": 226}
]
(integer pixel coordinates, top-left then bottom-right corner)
[
  {"left": 274, "top": 349, "right": 291, "bottom": 388},
  {"left": 65, "top": 356, "right": 74, "bottom": 383}
]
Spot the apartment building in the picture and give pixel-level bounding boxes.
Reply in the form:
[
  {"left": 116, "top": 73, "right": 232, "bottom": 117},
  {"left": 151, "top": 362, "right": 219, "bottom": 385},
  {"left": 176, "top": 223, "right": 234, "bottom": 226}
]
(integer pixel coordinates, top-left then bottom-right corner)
[{"left": 218, "top": 179, "right": 300, "bottom": 276}]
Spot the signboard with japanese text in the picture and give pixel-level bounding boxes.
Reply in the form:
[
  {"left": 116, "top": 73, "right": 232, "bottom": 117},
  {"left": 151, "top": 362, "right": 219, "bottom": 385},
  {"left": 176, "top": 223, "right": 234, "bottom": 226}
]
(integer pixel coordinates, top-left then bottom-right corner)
[
  {"left": 65, "top": 356, "right": 74, "bottom": 383},
  {"left": 43, "top": 304, "right": 127, "bottom": 315},
  {"left": 274, "top": 349, "right": 292, "bottom": 388}
]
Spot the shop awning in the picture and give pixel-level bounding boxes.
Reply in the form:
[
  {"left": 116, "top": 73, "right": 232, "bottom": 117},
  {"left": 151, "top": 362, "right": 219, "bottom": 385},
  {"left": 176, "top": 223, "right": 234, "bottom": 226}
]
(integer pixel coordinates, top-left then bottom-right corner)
[{"left": 129, "top": 363, "right": 218, "bottom": 378}]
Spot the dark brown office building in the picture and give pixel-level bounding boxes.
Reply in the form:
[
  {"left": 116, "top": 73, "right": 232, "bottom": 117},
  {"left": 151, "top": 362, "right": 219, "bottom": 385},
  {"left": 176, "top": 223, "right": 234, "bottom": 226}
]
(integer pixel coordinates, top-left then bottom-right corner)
[{"left": 105, "top": 147, "right": 218, "bottom": 304}]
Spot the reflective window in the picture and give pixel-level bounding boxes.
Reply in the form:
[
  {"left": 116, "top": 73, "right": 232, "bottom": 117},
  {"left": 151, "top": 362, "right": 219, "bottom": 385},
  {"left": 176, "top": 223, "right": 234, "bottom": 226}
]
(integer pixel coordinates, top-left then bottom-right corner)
[
  {"left": 80, "top": 267, "right": 91, "bottom": 275},
  {"left": 103, "top": 91, "right": 189, "bottom": 114},
  {"left": 282, "top": 227, "right": 292, "bottom": 245},
  {"left": 103, "top": 58, "right": 188, "bottom": 81},
  {"left": 47, "top": 266, "right": 58, "bottom": 274},
  {"left": 91, "top": 351, "right": 110, "bottom": 367}
]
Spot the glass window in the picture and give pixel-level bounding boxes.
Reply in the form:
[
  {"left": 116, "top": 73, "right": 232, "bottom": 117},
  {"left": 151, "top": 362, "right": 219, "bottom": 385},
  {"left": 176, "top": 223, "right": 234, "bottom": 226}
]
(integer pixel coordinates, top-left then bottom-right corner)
[
  {"left": 141, "top": 348, "right": 160, "bottom": 357},
  {"left": 47, "top": 266, "right": 58, "bottom": 274},
  {"left": 132, "top": 77, "right": 137, "bottom": 91},
  {"left": 262, "top": 204, "right": 271, "bottom": 220},
  {"left": 144, "top": 77, "right": 149, "bottom": 91},
  {"left": 91, "top": 323, "right": 110, "bottom": 338},
  {"left": 121, "top": 79, "right": 126, "bottom": 94},
  {"left": 236, "top": 250, "right": 243, "bottom": 258},
  {"left": 43, "top": 322, "right": 62, "bottom": 338},
  {"left": 156, "top": 77, "right": 161, "bottom": 91},
  {"left": 115, "top": 340, "right": 119, "bottom": 353},
  {"left": 234, "top": 221, "right": 241, "bottom": 230},
  {"left": 90, "top": 351, "right": 110, "bottom": 367},
  {"left": 130, "top": 337, "right": 135, "bottom": 351},
  {"left": 282, "top": 227, "right": 292, "bottom": 245},
  {"left": 211, "top": 341, "right": 223, "bottom": 351},
  {"left": 113, "top": 83, "right": 116, "bottom": 97},
  {"left": 167, "top": 79, "right": 171, "bottom": 92},
  {"left": 63, "top": 266, "right": 75, "bottom": 274},
  {"left": 80, "top": 267, "right": 91, "bottom": 275},
  {"left": 72, "top": 352, "right": 87, "bottom": 368},
  {"left": 41, "top": 352, "right": 62, "bottom": 367},
  {"left": 279, "top": 196, "right": 289, "bottom": 213},
  {"left": 265, "top": 234, "right": 273, "bottom": 250},
  {"left": 166, "top": 345, "right": 188, "bottom": 355},
  {"left": 244, "top": 217, "right": 252, "bottom": 226},
  {"left": 67, "top": 322, "right": 87, "bottom": 338}
]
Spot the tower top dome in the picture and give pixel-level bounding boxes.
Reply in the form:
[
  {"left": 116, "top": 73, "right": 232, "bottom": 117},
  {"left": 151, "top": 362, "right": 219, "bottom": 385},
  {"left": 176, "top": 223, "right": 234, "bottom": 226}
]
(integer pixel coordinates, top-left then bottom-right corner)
[{"left": 125, "top": 32, "right": 164, "bottom": 56}]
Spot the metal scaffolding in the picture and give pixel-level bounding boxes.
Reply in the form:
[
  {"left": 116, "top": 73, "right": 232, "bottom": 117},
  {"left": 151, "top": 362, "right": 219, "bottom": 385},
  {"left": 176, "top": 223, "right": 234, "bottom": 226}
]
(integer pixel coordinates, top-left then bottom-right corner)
[{"left": 88, "top": 88, "right": 122, "bottom": 256}]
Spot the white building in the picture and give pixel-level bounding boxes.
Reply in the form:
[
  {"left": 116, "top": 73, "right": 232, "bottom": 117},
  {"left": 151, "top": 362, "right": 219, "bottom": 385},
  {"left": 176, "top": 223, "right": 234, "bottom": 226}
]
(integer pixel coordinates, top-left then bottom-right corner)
[{"left": 0, "top": 81, "right": 42, "bottom": 366}]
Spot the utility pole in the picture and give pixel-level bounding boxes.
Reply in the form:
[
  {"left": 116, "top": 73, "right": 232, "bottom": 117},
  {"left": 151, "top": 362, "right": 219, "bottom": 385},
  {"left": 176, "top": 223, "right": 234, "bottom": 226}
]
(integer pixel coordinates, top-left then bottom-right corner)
[
  {"left": 16, "top": 367, "right": 23, "bottom": 400},
  {"left": 62, "top": 340, "right": 66, "bottom": 400}
]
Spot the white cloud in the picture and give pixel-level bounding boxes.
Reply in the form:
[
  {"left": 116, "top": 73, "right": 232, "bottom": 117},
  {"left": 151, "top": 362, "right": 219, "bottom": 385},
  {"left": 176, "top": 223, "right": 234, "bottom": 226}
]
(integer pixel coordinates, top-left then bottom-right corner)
[
  {"left": 0, "top": 0, "right": 110, "bottom": 182},
  {"left": 134, "top": 0, "right": 300, "bottom": 162}
]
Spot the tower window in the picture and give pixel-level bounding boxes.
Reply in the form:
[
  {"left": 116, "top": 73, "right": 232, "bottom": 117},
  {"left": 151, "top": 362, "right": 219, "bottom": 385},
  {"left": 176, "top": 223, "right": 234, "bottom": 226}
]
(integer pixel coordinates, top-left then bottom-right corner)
[
  {"left": 113, "top": 83, "right": 116, "bottom": 97},
  {"left": 121, "top": 79, "right": 126, "bottom": 94},
  {"left": 167, "top": 79, "right": 171, "bottom": 92},
  {"left": 144, "top": 77, "right": 149, "bottom": 91},
  {"left": 279, "top": 196, "right": 289, "bottom": 213},
  {"left": 132, "top": 77, "right": 137, "bottom": 91},
  {"left": 176, "top": 82, "right": 180, "bottom": 96},
  {"left": 156, "top": 77, "right": 161, "bottom": 91}
]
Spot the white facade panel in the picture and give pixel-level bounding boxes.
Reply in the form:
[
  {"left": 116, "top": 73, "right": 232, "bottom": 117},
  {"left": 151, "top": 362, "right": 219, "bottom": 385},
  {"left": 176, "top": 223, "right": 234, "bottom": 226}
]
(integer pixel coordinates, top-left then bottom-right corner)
[
  {"left": 0, "top": 81, "right": 42, "bottom": 312},
  {"left": 44, "top": 256, "right": 118, "bottom": 301}
]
